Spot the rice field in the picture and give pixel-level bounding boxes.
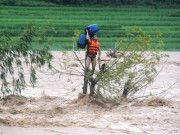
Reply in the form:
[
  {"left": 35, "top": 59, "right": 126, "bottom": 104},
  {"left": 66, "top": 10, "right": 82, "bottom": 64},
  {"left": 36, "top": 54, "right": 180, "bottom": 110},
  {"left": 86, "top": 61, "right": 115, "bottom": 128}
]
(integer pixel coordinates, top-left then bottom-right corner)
[{"left": 0, "top": 6, "right": 180, "bottom": 51}]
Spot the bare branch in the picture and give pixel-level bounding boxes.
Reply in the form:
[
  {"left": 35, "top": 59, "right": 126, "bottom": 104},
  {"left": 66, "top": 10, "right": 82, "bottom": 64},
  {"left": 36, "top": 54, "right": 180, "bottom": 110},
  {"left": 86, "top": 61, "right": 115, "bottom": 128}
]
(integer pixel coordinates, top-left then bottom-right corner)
[{"left": 73, "top": 51, "right": 85, "bottom": 70}]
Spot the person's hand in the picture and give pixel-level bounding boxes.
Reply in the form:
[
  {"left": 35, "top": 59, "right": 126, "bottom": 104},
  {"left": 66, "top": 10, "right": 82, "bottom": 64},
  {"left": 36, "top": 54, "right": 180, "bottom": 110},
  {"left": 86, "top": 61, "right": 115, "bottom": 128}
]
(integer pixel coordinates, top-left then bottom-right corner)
[
  {"left": 86, "top": 29, "right": 88, "bottom": 33},
  {"left": 98, "top": 56, "right": 100, "bottom": 61}
]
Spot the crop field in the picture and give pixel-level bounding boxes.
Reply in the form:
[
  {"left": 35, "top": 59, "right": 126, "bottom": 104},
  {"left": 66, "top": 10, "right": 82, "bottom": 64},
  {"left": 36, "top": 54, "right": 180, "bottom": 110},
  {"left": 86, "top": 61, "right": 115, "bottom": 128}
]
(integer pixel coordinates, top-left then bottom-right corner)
[{"left": 0, "top": 6, "right": 180, "bottom": 51}]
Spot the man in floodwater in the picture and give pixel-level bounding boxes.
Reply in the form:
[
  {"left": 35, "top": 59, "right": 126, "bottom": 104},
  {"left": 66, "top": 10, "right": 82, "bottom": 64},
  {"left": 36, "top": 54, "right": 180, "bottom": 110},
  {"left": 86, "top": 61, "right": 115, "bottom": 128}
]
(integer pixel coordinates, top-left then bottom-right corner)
[{"left": 83, "top": 29, "right": 101, "bottom": 95}]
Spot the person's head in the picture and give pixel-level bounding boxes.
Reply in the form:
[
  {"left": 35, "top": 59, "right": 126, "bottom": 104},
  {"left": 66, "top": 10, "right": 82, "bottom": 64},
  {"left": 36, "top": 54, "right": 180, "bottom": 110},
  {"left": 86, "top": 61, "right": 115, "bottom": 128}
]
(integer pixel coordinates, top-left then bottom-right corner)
[{"left": 90, "top": 34, "right": 98, "bottom": 41}]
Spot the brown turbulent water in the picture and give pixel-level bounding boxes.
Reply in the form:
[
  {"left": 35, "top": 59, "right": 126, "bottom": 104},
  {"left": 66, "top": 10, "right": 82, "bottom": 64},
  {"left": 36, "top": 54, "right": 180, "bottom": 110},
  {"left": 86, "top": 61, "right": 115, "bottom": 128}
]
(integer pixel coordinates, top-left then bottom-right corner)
[{"left": 0, "top": 51, "right": 180, "bottom": 135}]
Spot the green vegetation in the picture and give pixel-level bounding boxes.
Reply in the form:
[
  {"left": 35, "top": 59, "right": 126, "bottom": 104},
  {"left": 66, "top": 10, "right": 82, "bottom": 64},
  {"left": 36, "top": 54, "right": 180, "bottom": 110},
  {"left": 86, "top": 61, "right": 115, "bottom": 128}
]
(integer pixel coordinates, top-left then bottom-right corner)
[
  {"left": 85, "top": 27, "right": 168, "bottom": 101},
  {"left": 0, "top": 0, "right": 180, "bottom": 7},
  {"left": 0, "top": 24, "right": 53, "bottom": 97},
  {"left": 0, "top": 6, "right": 180, "bottom": 51}
]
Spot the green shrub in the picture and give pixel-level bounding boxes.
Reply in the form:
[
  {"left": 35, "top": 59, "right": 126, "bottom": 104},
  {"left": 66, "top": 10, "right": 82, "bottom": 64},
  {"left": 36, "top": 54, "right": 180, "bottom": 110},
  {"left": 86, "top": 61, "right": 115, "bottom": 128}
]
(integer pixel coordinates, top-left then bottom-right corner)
[
  {"left": 0, "top": 24, "right": 53, "bottom": 97},
  {"left": 92, "top": 27, "right": 168, "bottom": 103}
]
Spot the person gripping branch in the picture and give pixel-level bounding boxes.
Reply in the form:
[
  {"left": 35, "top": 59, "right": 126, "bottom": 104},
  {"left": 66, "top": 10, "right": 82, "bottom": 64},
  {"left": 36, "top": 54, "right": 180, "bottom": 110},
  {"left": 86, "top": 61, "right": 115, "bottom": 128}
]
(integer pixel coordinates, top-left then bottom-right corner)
[
  {"left": 83, "top": 29, "right": 101, "bottom": 95},
  {"left": 85, "top": 29, "right": 101, "bottom": 75}
]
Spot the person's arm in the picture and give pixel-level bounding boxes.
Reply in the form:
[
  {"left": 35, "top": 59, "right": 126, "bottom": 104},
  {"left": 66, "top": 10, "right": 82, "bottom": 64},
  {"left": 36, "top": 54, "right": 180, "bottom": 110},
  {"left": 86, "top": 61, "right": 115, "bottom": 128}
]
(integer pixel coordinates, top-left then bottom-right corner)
[
  {"left": 98, "top": 47, "right": 101, "bottom": 59},
  {"left": 86, "top": 30, "right": 91, "bottom": 44},
  {"left": 98, "top": 46, "right": 101, "bottom": 69}
]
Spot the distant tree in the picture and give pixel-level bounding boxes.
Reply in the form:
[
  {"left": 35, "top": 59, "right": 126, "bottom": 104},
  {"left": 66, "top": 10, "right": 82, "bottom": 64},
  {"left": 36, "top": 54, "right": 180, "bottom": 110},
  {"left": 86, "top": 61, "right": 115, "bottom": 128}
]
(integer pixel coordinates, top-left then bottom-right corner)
[
  {"left": 1, "top": 0, "right": 179, "bottom": 6},
  {"left": 0, "top": 0, "right": 16, "bottom": 5}
]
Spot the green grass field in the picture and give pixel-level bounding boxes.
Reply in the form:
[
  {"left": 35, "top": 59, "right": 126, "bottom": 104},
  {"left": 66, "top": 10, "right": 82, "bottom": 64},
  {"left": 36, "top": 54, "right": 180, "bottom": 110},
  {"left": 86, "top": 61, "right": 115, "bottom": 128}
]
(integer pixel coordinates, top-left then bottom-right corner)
[{"left": 0, "top": 6, "right": 180, "bottom": 51}]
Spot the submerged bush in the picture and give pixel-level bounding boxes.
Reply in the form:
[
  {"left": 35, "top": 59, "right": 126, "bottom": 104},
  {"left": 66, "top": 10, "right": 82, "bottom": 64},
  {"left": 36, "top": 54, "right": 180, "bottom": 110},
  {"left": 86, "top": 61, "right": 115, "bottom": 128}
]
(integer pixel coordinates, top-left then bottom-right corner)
[{"left": 92, "top": 27, "right": 168, "bottom": 103}]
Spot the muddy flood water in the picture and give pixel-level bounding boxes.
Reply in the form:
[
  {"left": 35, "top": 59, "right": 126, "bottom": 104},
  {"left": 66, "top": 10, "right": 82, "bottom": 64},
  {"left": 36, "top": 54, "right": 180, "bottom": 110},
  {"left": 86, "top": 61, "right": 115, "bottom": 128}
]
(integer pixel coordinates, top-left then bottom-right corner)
[{"left": 0, "top": 51, "right": 180, "bottom": 135}]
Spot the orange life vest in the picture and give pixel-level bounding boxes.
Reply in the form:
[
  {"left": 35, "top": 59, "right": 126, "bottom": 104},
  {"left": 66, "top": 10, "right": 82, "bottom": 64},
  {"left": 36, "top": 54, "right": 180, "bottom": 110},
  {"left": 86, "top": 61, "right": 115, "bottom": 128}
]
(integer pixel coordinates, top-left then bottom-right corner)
[{"left": 87, "top": 39, "right": 100, "bottom": 55}]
